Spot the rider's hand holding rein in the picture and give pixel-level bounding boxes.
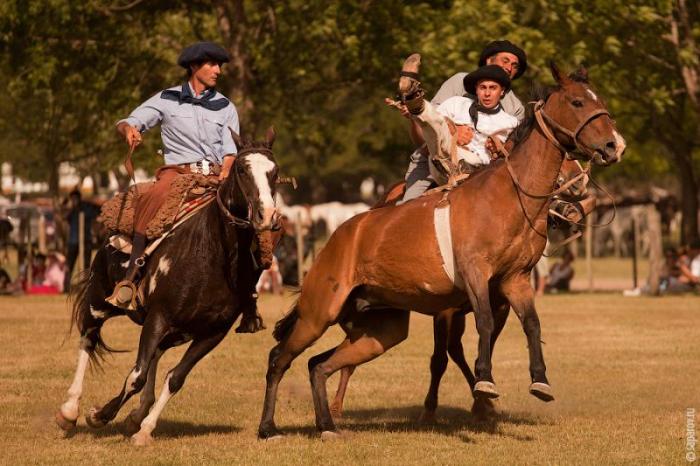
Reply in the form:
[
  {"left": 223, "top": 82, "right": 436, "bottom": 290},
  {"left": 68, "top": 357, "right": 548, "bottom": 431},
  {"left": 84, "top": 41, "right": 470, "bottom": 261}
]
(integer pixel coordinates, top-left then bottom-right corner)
[
  {"left": 118, "top": 122, "right": 142, "bottom": 149},
  {"left": 220, "top": 154, "right": 236, "bottom": 181}
]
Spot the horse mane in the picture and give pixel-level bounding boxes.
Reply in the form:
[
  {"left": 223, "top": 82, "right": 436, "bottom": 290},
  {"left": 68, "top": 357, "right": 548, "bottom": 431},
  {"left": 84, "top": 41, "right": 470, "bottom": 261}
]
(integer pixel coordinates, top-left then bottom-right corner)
[
  {"left": 507, "top": 84, "right": 554, "bottom": 148},
  {"left": 507, "top": 70, "right": 591, "bottom": 149}
]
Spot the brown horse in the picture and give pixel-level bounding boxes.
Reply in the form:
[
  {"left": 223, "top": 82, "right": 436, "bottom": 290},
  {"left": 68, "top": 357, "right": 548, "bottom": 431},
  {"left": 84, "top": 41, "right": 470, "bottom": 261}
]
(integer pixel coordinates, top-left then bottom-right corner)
[
  {"left": 327, "top": 147, "right": 595, "bottom": 422},
  {"left": 258, "top": 64, "right": 625, "bottom": 439}
]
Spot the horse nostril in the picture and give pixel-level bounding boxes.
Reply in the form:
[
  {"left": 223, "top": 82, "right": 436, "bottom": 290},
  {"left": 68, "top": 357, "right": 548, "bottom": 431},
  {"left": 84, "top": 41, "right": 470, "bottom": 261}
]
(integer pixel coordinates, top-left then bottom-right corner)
[{"left": 604, "top": 141, "right": 617, "bottom": 155}]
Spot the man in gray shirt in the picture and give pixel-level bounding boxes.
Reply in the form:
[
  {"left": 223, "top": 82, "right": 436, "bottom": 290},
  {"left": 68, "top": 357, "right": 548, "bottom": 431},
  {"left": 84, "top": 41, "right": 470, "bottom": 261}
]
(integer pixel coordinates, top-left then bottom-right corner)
[{"left": 401, "top": 40, "right": 528, "bottom": 203}]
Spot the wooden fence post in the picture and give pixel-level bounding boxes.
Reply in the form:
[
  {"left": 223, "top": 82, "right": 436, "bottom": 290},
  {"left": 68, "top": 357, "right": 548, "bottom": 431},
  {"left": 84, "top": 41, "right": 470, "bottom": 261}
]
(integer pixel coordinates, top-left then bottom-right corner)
[
  {"left": 77, "top": 211, "right": 85, "bottom": 274},
  {"left": 585, "top": 212, "right": 593, "bottom": 292},
  {"left": 296, "top": 212, "right": 304, "bottom": 286},
  {"left": 646, "top": 205, "right": 663, "bottom": 295}
]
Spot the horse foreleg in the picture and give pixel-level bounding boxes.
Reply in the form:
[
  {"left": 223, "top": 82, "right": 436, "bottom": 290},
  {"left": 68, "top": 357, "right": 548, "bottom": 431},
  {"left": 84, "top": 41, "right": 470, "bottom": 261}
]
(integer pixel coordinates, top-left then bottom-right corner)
[
  {"left": 131, "top": 331, "right": 227, "bottom": 446},
  {"left": 123, "top": 348, "right": 164, "bottom": 436},
  {"left": 461, "top": 269, "right": 498, "bottom": 400},
  {"left": 87, "top": 313, "right": 166, "bottom": 428},
  {"left": 500, "top": 274, "right": 553, "bottom": 402},
  {"left": 308, "top": 309, "right": 410, "bottom": 437},
  {"left": 420, "top": 312, "right": 450, "bottom": 423}
]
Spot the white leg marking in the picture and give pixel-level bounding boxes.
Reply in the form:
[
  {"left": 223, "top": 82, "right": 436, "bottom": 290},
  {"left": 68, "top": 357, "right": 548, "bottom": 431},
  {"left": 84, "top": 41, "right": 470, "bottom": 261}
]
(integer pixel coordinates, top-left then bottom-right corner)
[
  {"left": 586, "top": 89, "right": 598, "bottom": 101},
  {"left": 138, "top": 373, "right": 175, "bottom": 435},
  {"left": 60, "top": 349, "right": 90, "bottom": 421},
  {"left": 247, "top": 153, "right": 277, "bottom": 226},
  {"left": 126, "top": 368, "right": 142, "bottom": 392},
  {"left": 121, "top": 260, "right": 129, "bottom": 268}
]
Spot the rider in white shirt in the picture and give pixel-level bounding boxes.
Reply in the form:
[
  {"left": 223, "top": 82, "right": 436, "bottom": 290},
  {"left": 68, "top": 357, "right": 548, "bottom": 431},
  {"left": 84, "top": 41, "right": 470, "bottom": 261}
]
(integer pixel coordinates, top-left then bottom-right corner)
[{"left": 393, "top": 61, "right": 517, "bottom": 201}]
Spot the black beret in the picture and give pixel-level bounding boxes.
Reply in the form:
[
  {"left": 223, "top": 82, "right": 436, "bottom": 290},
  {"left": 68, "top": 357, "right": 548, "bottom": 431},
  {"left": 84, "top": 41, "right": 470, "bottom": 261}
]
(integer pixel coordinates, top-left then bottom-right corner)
[
  {"left": 177, "top": 42, "right": 230, "bottom": 69},
  {"left": 463, "top": 65, "right": 512, "bottom": 96},
  {"left": 478, "top": 40, "right": 528, "bottom": 80}
]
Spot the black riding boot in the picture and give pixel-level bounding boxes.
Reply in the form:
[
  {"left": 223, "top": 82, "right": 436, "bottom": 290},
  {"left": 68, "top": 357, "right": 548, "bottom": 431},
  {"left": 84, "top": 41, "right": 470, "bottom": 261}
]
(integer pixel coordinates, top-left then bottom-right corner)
[
  {"left": 235, "top": 237, "right": 266, "bottom": 334},
  {"left": 106, "top": 233, "right": 146, "bottom": 310}
]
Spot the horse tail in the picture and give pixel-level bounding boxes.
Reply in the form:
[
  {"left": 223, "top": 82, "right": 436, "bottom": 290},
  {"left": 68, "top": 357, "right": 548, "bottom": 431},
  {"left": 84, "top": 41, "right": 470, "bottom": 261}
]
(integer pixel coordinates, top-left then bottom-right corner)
[
  {"left": 68, "top": 268, "right": 124, "bottom": 368},
  {"left": 273, "top": 305, "right": 299, "bottom": 342}
]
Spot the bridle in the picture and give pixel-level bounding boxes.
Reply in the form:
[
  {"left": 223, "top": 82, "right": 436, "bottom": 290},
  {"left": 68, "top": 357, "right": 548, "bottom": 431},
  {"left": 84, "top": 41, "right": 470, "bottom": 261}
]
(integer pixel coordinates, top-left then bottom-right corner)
[
  {"left": 532, "top": 99, "right": 611, "bottom": 160},
  {"left": 216, "top": 146, "right": 282, "bottom": 231},
  {"left": 501, "top": 98, "right": 611, "bottom": 200}
]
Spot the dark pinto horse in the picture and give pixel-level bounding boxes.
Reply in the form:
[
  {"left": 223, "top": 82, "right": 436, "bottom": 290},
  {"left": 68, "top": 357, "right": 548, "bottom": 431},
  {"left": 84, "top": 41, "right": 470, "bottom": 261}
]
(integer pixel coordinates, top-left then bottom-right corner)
[
  {"left": 55, "top": 128, "right": 280, "bottom": 445},
  {"left": 328, "top": 157, "right": 593, "bottom": 421},
  {"left": 258, "top": 64, "right": 625, "bottom": 439}
]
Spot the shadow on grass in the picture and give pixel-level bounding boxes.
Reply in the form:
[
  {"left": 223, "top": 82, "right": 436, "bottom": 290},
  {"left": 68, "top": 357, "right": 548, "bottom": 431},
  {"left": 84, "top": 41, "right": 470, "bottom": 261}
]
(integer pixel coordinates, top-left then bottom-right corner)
[
  {"left": 279, "top": 405, "right": 549, "bottom": 442},
  {"left": 67, "top": 419, "right": 240, "bottom": 440}
]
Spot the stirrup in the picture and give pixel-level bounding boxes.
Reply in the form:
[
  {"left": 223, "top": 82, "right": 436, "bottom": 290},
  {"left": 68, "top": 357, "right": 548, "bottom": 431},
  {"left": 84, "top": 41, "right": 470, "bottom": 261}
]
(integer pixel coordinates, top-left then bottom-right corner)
[{"left": 105, "top": 280, "right": 138, "bottom": 311}]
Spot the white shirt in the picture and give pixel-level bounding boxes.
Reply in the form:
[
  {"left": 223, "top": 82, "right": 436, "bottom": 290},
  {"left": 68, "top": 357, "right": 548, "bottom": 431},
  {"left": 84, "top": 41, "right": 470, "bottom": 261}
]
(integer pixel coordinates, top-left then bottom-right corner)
[
  {"left": 438, "top": 96, "right": 519, "bottom": 166},
  {"left": 691, "top": 255, "right": 700, "bottom": 279}
]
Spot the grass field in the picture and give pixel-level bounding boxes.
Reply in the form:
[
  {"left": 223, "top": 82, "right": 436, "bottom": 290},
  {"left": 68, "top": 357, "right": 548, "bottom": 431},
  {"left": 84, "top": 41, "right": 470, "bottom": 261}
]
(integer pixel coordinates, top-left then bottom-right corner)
[{"left": 1, "top": 292, "right": 698, "bottom": 465}]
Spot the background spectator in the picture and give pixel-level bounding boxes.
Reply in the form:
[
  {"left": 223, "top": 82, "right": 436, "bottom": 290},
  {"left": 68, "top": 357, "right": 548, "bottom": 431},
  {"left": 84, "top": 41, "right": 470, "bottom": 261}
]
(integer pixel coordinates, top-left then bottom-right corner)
[
  {"left": 547, "top": 250, "right": 576, "bottom": 292},
  {"left": 63, "top": 189, "right": 99, "bottom": 292}
]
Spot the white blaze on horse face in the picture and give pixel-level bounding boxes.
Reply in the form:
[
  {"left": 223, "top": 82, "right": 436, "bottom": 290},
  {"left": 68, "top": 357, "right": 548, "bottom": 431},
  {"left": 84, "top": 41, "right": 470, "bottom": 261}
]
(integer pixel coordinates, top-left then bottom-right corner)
[
  {"left": 247, "top": 153, "right": 277, "bottom": 227},
  {"left": 59, "top": 348, "right": 90, "bottom": 421},
  {"left": 586, "top": 89, "right": 598, "bottom": 101},
  {"left": 612, "top": 129, "right": 626, "bottom": 161}
]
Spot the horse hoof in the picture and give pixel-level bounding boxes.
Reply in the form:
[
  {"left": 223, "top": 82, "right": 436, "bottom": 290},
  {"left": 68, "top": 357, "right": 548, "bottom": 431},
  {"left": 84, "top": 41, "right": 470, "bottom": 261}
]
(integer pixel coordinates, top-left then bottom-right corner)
[
  {"left": 473, "top": 381, "right": 500, "bottom": 399},
  {"left": 131, "top": 431, "right": 154, "bottom": 446},
  {"left": 55, "top": 410, "right": 77, "bottom": 432},
  {"left": 471, "top": 398, "right": 497, "bottom": 420},
  {"left": 418, "top": 409, "right": 436, "bottom": 424},
  {"left": 85, "top": 406, "right": 107, "bottom": 429},
  {"left": 320, "top": 430, "right": 343, "bottom": 441},
  {"left": 258, "top": 426, "right": 282, "bottom": 440},
  {"left": 529, "top": 382, "right": 555, "bottom": 402},
  {"left": 121, "top": 415, "right": 142, "bottom": 436}
]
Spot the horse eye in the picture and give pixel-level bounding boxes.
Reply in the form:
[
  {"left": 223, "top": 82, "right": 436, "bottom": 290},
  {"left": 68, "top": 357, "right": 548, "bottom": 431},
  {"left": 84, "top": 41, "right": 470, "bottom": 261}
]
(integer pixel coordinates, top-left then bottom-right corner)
[{"left": 572, "top": 99, "right": 584, "bottom": 108}]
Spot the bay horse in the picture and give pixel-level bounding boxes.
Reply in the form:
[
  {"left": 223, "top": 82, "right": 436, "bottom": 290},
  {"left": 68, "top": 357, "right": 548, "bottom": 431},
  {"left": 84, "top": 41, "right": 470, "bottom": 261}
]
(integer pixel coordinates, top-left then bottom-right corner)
[
  {"left": 55, "top": 128, "right": 280, "bottom": 445},
  {"left": 328, "top": 142, "right": 595, "bottom": 422},
  {"left": 258, "top": 64, "right": 625, "bottom": 439}
]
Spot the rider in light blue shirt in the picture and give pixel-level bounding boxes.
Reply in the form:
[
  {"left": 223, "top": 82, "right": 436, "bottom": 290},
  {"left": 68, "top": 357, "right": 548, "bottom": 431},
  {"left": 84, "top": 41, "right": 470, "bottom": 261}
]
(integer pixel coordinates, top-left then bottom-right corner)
[{"left": 117, "top": 82, "right": 239, "bottom": 165}]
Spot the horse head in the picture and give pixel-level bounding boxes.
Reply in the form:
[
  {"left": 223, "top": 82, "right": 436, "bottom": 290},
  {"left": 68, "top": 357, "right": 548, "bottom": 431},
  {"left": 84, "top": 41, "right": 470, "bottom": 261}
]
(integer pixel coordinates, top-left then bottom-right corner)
[
  {"left": 220, "top": 126, "right": 280, "bottom": 231},
  {"left": 538, "top": 63, "right": 626, "bottom": 166}
]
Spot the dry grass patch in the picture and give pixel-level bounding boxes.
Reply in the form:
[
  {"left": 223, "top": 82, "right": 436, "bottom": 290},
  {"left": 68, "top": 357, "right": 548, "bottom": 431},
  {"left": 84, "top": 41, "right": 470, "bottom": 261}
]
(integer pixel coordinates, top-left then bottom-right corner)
[{"left": 0, "top": 292, "right": 697, "bottom": 465}]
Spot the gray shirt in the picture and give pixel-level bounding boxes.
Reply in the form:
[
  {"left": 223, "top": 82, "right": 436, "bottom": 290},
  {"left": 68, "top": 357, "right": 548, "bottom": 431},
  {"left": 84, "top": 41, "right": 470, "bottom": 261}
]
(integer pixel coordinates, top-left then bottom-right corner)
[
  {"left": 118, "top": 84, "right": 240, "bottom": 165},
  {"left": 431, "top": 72, "right": 525, "bottom": 121}
]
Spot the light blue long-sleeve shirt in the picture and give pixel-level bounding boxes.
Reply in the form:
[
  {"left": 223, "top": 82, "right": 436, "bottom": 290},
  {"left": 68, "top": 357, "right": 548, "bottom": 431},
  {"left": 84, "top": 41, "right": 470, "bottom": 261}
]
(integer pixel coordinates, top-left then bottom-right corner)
[{"left": 118, "top": 84, "right": 240, "bottom": 165}]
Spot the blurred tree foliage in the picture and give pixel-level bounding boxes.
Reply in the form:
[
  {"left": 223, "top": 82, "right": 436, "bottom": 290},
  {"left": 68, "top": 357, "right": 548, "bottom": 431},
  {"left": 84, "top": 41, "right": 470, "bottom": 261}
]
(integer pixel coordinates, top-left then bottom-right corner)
[{"left": 0, "top": 0, "right": 697, "bottom": 240}]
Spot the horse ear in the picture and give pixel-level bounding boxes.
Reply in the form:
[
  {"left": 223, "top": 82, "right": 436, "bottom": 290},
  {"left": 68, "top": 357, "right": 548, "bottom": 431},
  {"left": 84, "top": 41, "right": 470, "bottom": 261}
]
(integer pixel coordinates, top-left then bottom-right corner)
[
  {"left": 230, "top": 129, "right": 243, "bottom": 149},
  {"left": 265, "top": 126, "right": 276, "bottom": 148},
  {"left": 550, "top": 61, "right": 569, "bottom": 85}
]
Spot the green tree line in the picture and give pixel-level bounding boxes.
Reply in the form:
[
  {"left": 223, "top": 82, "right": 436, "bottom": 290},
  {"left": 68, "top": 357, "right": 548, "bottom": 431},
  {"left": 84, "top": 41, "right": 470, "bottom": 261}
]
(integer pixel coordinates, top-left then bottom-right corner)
[{"left": 0, "top": 0, "right": 698, "bottom": 242}]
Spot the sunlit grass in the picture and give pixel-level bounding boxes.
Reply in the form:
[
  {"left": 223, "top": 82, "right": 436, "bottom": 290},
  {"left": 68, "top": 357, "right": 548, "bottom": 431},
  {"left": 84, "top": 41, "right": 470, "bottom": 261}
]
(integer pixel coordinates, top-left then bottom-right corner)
[{"left": 0, "top": 292, "right": 697, "bottom": 465}]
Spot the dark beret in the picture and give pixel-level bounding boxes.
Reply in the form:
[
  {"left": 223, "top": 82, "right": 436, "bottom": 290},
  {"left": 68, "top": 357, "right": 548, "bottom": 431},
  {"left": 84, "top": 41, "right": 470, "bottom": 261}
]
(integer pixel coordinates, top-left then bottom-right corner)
[
  {"left": 463, "top": 65, "right": 512, "bottom": 96},
  {"left": 478, "top": 40, "right": 528, "bottom": 80},
  {"left": 177, "top": 42, "right": 230, "bottom": 69}
]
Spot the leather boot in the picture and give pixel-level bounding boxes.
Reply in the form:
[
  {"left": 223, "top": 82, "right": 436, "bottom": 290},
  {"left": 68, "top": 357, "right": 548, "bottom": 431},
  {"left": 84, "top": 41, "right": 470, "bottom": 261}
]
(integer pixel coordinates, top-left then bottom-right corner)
[
  {"left": 106, "top": 233, "right": 146, "bottom": 310},
  {"left": 399, "top": 53, "right": 425, "bottom": 115}
]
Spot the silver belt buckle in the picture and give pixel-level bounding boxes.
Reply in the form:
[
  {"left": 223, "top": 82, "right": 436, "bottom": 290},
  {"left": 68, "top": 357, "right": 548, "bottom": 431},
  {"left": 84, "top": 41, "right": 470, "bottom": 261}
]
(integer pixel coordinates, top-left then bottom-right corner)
[{"left": 200, "top": 160, "right": 211, "bottom": 175}]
